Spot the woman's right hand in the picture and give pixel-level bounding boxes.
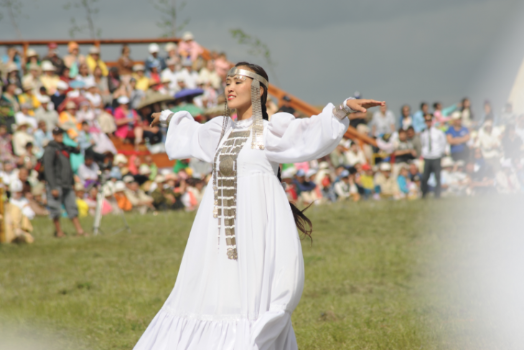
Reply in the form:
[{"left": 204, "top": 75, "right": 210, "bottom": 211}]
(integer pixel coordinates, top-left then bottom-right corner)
[{"left": 150, "top": 112, "right": 162, "bottom": 127}]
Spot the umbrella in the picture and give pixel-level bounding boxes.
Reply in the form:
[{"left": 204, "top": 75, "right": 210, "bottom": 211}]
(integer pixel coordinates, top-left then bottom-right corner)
[
  {"left": 174, "top": 88, "right": 204, "bottom": 100},
  {"left": 135, "top": 91, "right": 175, "bottom": 110}
]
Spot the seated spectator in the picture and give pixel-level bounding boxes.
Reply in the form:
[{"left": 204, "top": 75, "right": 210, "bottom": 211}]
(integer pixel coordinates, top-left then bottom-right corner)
[
  {"left": 393, "top": 128, "right": 416, "bottom": 164},
  {"left": 114, "top": 96, "right": 143, "bottom": 150},
  {"left": 151, "top": 175, "right": 175, "bottom": 210},
  {"left": 4, "top": 196, "right": 35, "bottom": 244},
  {"left": 396, "top": 165, "right": 412, "bottom": 198},
  {"left": 145, "top": 43, "right": 166, "bottom": 74},
  {"left": 330, "top": 141, "right": 349, "bottom": 168},
  {"left": 40, "top": 61, "right": 60, "bottom": 95},
  {"left": 374, "top": 162, "right": 400, "bottom": 199},
  {"left": 58, "top": 100, "right": 80, "bottom": 140},
  {"left": 346, "top": 141, "right": 367, "bottom": 167},
  {"left": 1, "top": 83, "right": 19, "bottom": 133},
  {"left": 76, "top": 62, "right": 94, "bottom": 86},
  {"left": 93, "top": 66, "right": 111, "bottom": 104},
  {"left": 446, "top": 112, "right": 470, "bottom": 162},
  {"left": 22, "top": 63, "right": 42, "bottom": 94},
  {"left": 293, "top": 169, "right": 319, "bottom": 205},
  {"left": 199, "top": 59, "right": 221, "bottom": 90},
  {"left": 477, "top": 120, "right": 502, "bottom": 171},
  {"left": 440, "top": 157, "right": 467, "bottom": 196},
  {"left": 214, "top": 52, "right": 230, "bottom": 80},
  {"left": 18, "top": 82, "right": 41, "bottom": 115},
  {"left": 63, "top": 41, "right": 85, "bottom": 78},
  {"left": 178, "top": 58, "right": 198, "bottom": 89},
  {"left": 406, "top": 126, "right": 421, "bottom": 157},
  {"left": 123, "top": 175, "right": 154, "bottom": 214},
  {"left": 164, "top": 42, "right": 179, "bottom": 64},
  {"left": 399, "top": 104, "right": 412, "bottom": 130},
  {"left": 114, "top": 180, "right": 132, "bottom": 212},
  {"left": 34, "top": 95, "right": 59, "bottom": 131},
  {"left": 9, "top": 179, "right": 35, "bottom": 220},
  {"left": 74, "top": 182, "right": 89, "bottom": 217},
  {"left": 15, "top": 103, "right": 38, "bottom": 131},
  {"left": 128, "top": 78, "right": 145, "bottom": 110},
  {"left": 85, "top": 81, "right": 104, "bottom": 114},
  {"left": 133, "top": 64, "right": 149, "bottom": 91},
  {"left": 0, "top": 124, "right": 14, "bottom": 163},
  {"left": 465, "top": 157, "right": 495, "bottom": 195},
  {"left": 334, "top": 169, "right": 359, "bottom": 201},
  {"left": 177, "top": 32, "right": 203, "bottom": 62},
  {"left": 162, "top": 58, "right": 180, "bottom": 95},
  {"left": 371, "top": 103, "right": 396, "bottom": 137},
  {"left": 358, "top": 163, "right": 378, "bottom": 199},
  {"left": 51, "top": 81, "right": 69, "bottom": 111},
  {"left": 78, "top": 154, "right": 100, "bottom": 187},
  {"left": 26, "top": 183, "right": 50, "bottom": 217},
  {"left": 12, "top": 122, "right": 34, "bottom": 157},
  {"left": 86, "top": 46, "right": 108, "bottom": 76},
  {"left": 42, "top": 42, "right": 65, "bottom": 75}
]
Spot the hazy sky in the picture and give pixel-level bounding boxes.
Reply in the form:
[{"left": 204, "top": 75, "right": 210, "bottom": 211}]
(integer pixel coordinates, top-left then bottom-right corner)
[{"left": 1, "top": 0, "right": 523, "bottom": 116}]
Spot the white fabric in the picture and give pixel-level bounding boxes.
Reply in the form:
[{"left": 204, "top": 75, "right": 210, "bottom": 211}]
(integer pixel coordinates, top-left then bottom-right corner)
[
  {"left": 136, "top": 104, "right": 348, "bottom": 350},
  {"left": 421, "top": 127, "right": 447, "bottom": 159}
]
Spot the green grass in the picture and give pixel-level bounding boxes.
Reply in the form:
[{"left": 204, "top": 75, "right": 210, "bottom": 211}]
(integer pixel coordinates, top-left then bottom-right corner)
[{"left": 0, "top": 199, "right": 498, "bottom": 349}]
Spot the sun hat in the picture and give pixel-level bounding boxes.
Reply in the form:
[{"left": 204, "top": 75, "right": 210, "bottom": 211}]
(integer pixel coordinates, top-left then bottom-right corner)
[
  {"left": 26, "top": 48, "right": 38, "bottom": 57},
  {"left": 139, "top": 164, "right": 151, "bottom": 175},
  {"left": 114, "top": 181, "right": 126, "bottom": 192},
  {"left": 340, "top": 169, "right": 350, "bottom": 178},
  {"left": 117, "top": 96, "right": 130, "bottom": 105},
  {"left": 22, "top": 81, "right": 35, "bottom": 91},
  {"left": 89, "top": 46, "right": 100, "bottom": 54},
  {"left": 319, "top": 162, "right": 329, "bottom": 170},
  {"left": 41, "top": 61, "right": 55, "bottom": 72},
  {"left": 9, "top": 179, "right": 23, "bottom": 193},
  {"left": 306, "top": 169, "right": 317, "bottom": 178},
  {"left": 114, "top": 154, "right": 128, "bottom": 165},
  {"left": 165, "top": 42, "right": 177, "bottom": 52},
  {"left": 379, "top": 162, "right": 391, "bottom": 171},
  {"left": 296, "top": 169, "right": 306, "bottom": 177},
  {"left": 38, "top": 95, "right": 50, "bottom": 103},
  {"left": 6, "top": 63, "right": 19, "bottom": 73},
  {"left": 154, "top": 175, "right": 166, "bottom": 183},
  {"left": 56, "top": 80, "right": 69, "bottom": 90},
  {"left": 281, "top": 168, "right": 295, "bottom": 179},
  {"left": 451, "top": 111, "right": 462, "bottom": 120},
  {"left": 74, "top": 182, "right": 85, "bottom": 191},
  {"left": 149, "top": 43, "right": 160, "bottom": 53},
  {"left": 133, "top": 64, "right": 145, "bottom": 72},
  {"left": 123, "top": 175, "right": 135, "bottom": 184},
  {"left": 182, "top": 32, "right": 194, "bottom": 41},
  {"left": 65, "top": 100, "right": 77, "bottom": 110},
  {"left": 441, "top": 157, "right": 454, "bottom": 168}
]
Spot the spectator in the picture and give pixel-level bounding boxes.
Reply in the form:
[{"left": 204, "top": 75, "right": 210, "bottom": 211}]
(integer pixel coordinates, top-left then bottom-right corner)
[
  {"left": 12, "top": 122, "right": 34, "bottom": 157},
  {"left": 113, "top": 180, "right": 133, "bottom": 212},
  {"left": 123, "top": 175, "right": 154, "bottom": 214},
  {"left": 93, "top": 66, "right": 110, "bottom": 103},
  {"left": 199, "top": 59, "right": 221, "bottom": 90},
  {"left": 15, "top": 103, "right": 38, "bottom": 131},
  {"left": 128, "top": 77, "right": 145, "bottom": 110},
  {"left": 481, "top": 100, "right": 496, "bottom": 126},
  {"left": 51, "top": 81, "right": 69, "bottom": 111},
  {"left": 399, "top": 104, "right": 412, "bottom": 130},
  {"left": 334, "top": 169, "right": 358, "bottom": 201},
  {"left": 9, "top": 179, "right": 35, "bottom": 220},
  {"left": 24, "top": 48, "right": 40, "bottom": 72},
  {"left": 412, "top": 102, "right": 429, "bottom": 133},
  {"left": 40, "top": 61, "right": 60, "bottom": 95},
  {"left": 145, "top": 43, "right": 166, "bottom": 75},
  {"left": 6, "top": 63, "right": 22, "bottom": 90},
  {"left": 2, "top": 46, "right": 22, "bottom": 71},
  {"left": 22, "top": 63, "right": 42, "bottom": 93},
  {"left": 63, "top": 41, "right": 85, "bottom": 78},
  {"left": 34, "top": 95, "right": 59, "bottom": 130},
  {"left": 58, "top": 100, "right": 80, "bottom": 140},
  {"left": 18, "top": 82, "right": 41, "bottom": 115},
  {"left": 5, "top": 179, "right": 35, "bottom": 243},
  {"left": 446, "top": 112, "right": 470, "bottom": 162},
  {"left": 460, "top": 97, "right": 475, "bottom": 128},
  {"left": 86, "top": 46, "right": 108, "bottom": 76},
  {"left": 114, "top": 96, "right": 143, "bottom": 150},
  {"left": 178, "top": 32, "right": 203, "bottom": 62},
  {"left": 75, "top": 62, "right": 94, "bottom": 86},
  {"left": 42, "top": 42, "right": 65, "bottom": 75},
  {"left": 151, "top": 175, "right": 176, "bottom": 210},
  {"left": 346, "top": 141, "right": 367, "bottom": 167},
  {"left": 293, "top": 169, "right": 319, "bottom": 205},
  {"left": 164, "top": 42, "right": 179, "bottom": 64},
  {"left": 133, "top": 64, "right": 149, "bottom": 91},
  {"left": 393, "top": 128, "right": 416, "bottom": 165},
  {"left": 420, "top": 114, "right": 446, "bottom": 198},
  {"left": 330, "top": 141, "right": 349, "bottom": 168},
  {"left": 396, "top": 165, "right": 410, "bottom": 198},
  {"left": 1, "top": 83, "right": 20, "bottom": 132},
  {"left": 374, "top": 162, "right": 400, "bottom": 199},
  {"left": 0, "top": 124, "right": 14, "bottom": 163},
  {"left": 43, "top": 127, "right": 86, "bottom": 237},
  {"left": 477, "top": 120, "right": 502, "bottom": 171},
  {"left": 34, "top": 120, "right": 52, "bottom": 158},
  {"left": 161, "top": 58, "right": 180, "bottom": 95},
  {"left": 178, "top": 58, "right": 198, "bottom": 89},
  {"left": 278, "top": 95, "right": 296, "bottom": 116},
  {"left": 371, "top": 103, "right": 395, "bottom": 137},
  {"left": 116, "top": 44, "right": 134, "bottom": 82},
  {"left": 440, "top": 157, "right": 468, "bottom": 196},
  {"left": 78, "top": 153, "right": 100, "bottom": 187},
  {"left": 214, "top": 52, "right": 230, "bottom": 80},
  {"left": 26, "top": 183, "right": 50, "bottom": 217},
  {"left": 74, "top": 182, "right": 89, "bottom": 217},
  {"left": 465, "top": 158, "right": 495, "bottom": 195}
]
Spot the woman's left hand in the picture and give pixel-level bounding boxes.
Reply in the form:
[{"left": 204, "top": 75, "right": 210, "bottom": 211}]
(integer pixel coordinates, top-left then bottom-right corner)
[{"left": 346, "top": 99, "right": 385, "bottom": 113}]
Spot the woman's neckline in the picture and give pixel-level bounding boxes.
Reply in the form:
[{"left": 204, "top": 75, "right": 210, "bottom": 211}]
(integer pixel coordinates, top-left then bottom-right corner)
[{"left": 233, "top": 116, "right": 253, "bottom": 129}]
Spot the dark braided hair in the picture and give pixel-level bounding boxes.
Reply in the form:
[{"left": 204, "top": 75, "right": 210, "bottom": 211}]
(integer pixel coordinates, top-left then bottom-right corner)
[{"left": 234, "top": 61, "right": 313, "bottom": 240}]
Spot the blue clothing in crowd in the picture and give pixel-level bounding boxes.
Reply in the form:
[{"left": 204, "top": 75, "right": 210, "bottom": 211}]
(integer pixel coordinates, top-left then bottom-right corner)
[{"left": 445, "top": 126, "right": 469, "bottom": 154}]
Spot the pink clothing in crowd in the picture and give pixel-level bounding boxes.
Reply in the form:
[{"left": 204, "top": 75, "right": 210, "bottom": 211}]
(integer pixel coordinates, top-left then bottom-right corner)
[
  {"left": 214, "top": 57, "right": 230, "bottom": 79},
  {"left": 113, "top": 106, "right": 139, "bottom": 139},
  {"left": 177, "top": 41, "right": 204, "bottom": 62}
]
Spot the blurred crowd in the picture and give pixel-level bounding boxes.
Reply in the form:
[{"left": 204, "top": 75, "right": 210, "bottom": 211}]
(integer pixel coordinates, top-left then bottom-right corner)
[{"left": 0, "top": 33, "right": 523, "bottom": 243}]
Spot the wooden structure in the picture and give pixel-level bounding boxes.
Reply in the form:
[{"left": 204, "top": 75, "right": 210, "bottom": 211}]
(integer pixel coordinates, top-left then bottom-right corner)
[{"left": 0, "top": 37, "right": 376, "bottom": 167}]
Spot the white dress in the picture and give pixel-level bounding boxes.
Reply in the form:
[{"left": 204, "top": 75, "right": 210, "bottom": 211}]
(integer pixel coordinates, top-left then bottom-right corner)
[{"left": 133, "top": 104, "right": 349, "bottom": 350}]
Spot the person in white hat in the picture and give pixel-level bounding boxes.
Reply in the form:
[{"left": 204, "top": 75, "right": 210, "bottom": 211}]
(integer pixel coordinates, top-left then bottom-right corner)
[
  {"left": 5, "top": 178, "right": 36, "bottom": 244},
  {"left": 15, "top": 102, "right": 38, "bottom": 132},
  {"left": 446, "top": 111, "right": 470, "bottom": 162},
  {"left": 40, "top": 60, "right": 60, "bottom": 95},
  {"left": 177, "top": 58, "right": 198, "bottom": 89},
  {"left": 145, "top": 43, "right": 165, "bottom": 75},
  {"left": 12, "top": 120, "right": 34, "bottom": 157},
  {"left": 18, "top": 81, "right": 40, "bottom": 115},
  {"left": 178, "top": 31, "right": 203, "bottom": 62},
  {"left": 421, "top": 114, "right": 447, "bottom": 198},
  {"left": 198, "top": 59, "right": 221, "bottom": 90},
  {"left": 22, "top": 62, "right": 42, "bottom": 91},
  {"left": 114, "top": 95, "right": 143, "bottom": 150},
  {"left": 9, "top": 179, "right": 35, "bottom": 220},
  {"left": 132, "top": 63, "right": 149, "bottom": 91},
  {"left": 86, "top": 45, "right": 108, "bottom": 76},
  {"left": 161, "top": 57, "right": 180, "bottom": 95},
  {"left": 374, "top": 161, "right": 400, "bottom": 199}
]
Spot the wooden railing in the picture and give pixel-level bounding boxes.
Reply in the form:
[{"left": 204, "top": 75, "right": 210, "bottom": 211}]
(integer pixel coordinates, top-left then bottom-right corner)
[{"left": 0, "top": 37, "right": 375, "bottom": 148}]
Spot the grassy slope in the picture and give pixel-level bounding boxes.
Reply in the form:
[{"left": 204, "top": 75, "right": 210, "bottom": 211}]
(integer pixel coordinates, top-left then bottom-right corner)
[{"left": 0, "top": 200, "right": 466, "bottom": 349}]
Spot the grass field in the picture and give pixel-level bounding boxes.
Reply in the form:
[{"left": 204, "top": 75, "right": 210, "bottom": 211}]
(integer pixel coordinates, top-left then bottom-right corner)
[{"left": 0, "top": 197, "right": 518, "bottom": 349}]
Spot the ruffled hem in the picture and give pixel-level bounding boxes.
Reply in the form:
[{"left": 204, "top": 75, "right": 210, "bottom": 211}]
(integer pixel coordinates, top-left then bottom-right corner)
[{"left": 133, "top": 308, "right": 297, "bottom": 350}]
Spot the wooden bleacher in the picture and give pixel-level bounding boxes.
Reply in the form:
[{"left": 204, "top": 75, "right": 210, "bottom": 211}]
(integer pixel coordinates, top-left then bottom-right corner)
[{"left": 0, "top": 37, "right": 376, "bottom": 169}]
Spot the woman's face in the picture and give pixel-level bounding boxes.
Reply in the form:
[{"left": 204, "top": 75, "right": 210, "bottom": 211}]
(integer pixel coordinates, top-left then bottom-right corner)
[
  {"left": 94, "top": 67, "right": 102, "bottom": 77},
  {"left": 225, "top": 66, "right": 263, "bottom": 111},
  {"left": 79, "top": 64, "right": 88, "bottom": 75},
  {"left": 402, "top": 105, "right": 410, "bottom": 117}
]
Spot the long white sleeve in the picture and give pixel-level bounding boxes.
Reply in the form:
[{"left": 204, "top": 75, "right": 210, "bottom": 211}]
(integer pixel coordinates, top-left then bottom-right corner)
[
  {"left": 265, "top": 103, "right": 349, "bottom": 164},
  {"left": 163, "top": 111, "right": 226, "bottom": 163}
]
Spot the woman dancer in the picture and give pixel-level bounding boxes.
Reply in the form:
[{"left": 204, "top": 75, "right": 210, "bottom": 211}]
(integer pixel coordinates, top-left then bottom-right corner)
[{"left": 135, "top": 62, "right": 384, "bottom": 350}]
